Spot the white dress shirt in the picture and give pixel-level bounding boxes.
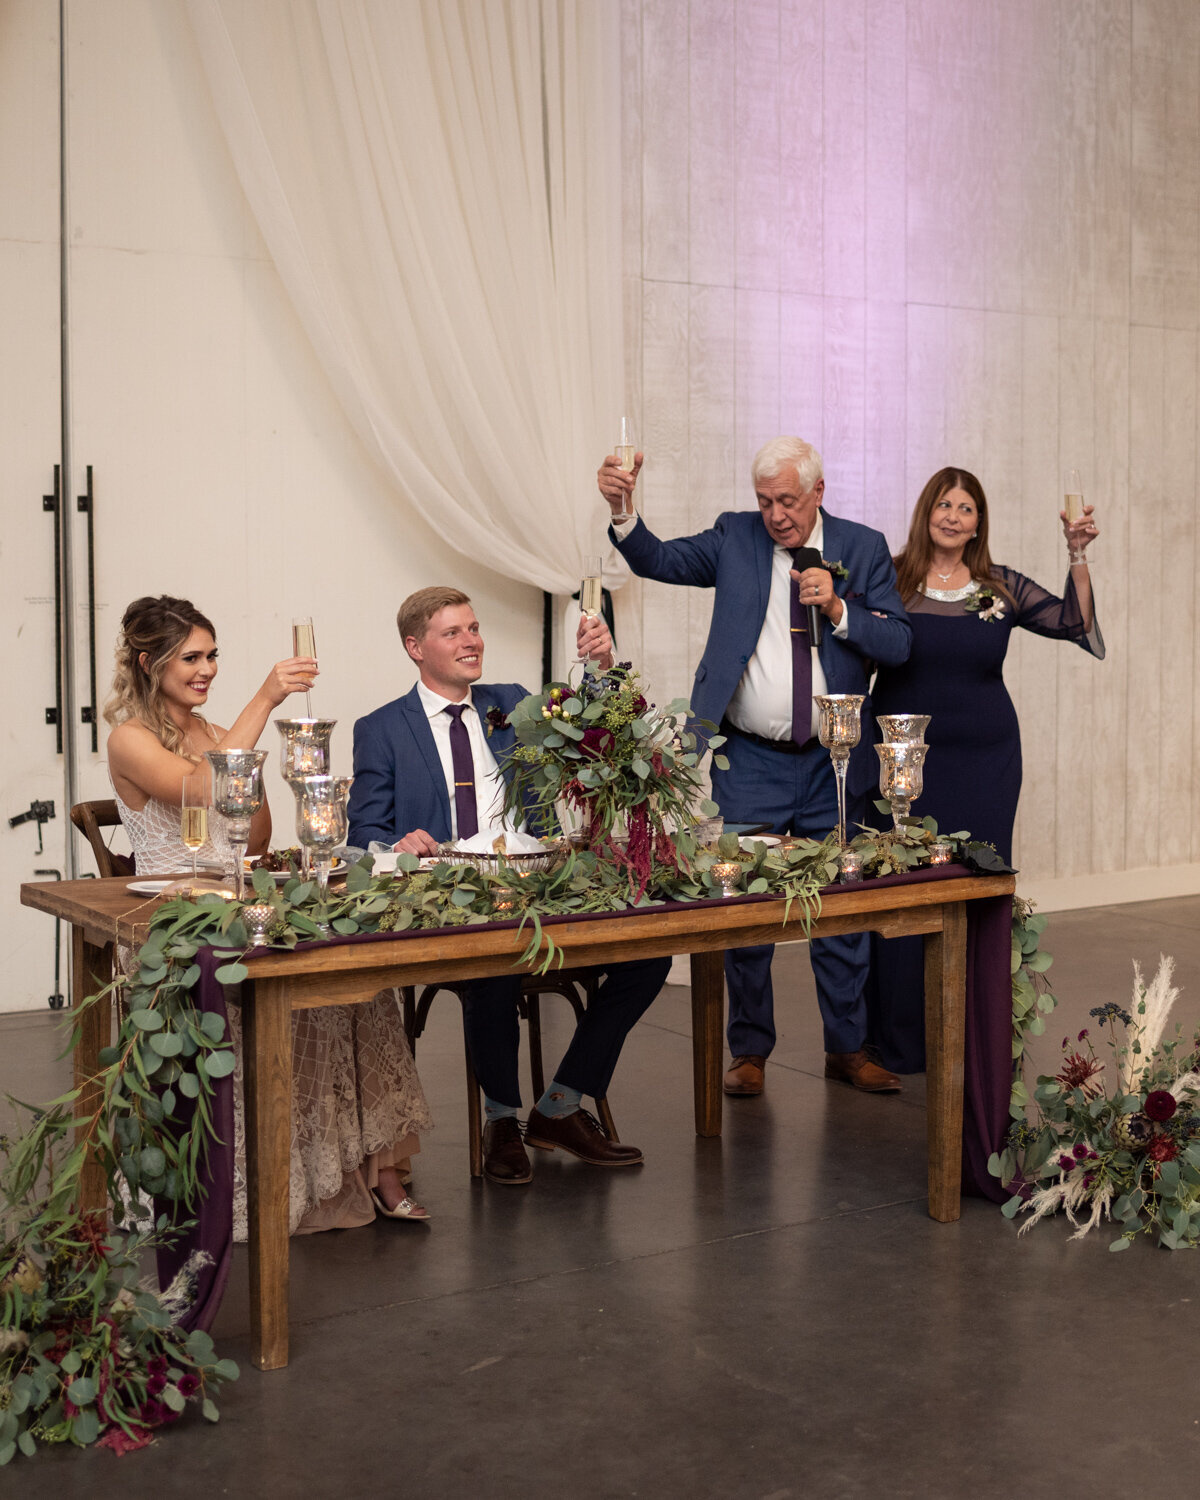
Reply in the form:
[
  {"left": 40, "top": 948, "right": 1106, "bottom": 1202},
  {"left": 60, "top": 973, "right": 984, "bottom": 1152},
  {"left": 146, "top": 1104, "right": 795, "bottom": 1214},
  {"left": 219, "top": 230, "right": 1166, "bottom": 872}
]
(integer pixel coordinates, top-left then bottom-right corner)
[
  {"left": 724, "top": 512, "right": 849, "bottom": 740},
  {"left": 415, "top": 680, "right": 508, "bottom": 838}
]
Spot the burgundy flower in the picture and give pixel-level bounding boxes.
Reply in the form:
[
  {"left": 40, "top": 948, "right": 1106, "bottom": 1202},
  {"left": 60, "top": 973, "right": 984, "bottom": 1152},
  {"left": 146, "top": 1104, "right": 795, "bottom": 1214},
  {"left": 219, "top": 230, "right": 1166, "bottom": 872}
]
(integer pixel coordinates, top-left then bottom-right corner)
[
  {"left": 1057, "top": 1154, "right": 1077, "bottom": 1173},
  {"left": 1146, "top": 1134, "right": 1180, "bottom": 1164},
  {"left": 176, "top": 1373, "right": 201, "bottom": 1398},
  {"left": 1145, "top": 1090, "right": 1178, "bottom": 1122},
  {"left": 579, "top": 726, "right": 615, "bottom": 758},
  {"left": 146, "top": 1371, "right": 167, "bottom": 1395},
  {"left": 485, "top": 706, "right": 510, "bottom": 738},
  {"left": 1056, "top": 1051, "right": 1103, "bottom": 1099},
  {"left": 1077, "top": 1029, "right": 1089, "bottom": 1041},
  {"left": 1072, "top": 1142, "right": 1088, "bottom": 1159},
  {"left": 147, "top": 1356, "right": 168, "bottom": 1378}
]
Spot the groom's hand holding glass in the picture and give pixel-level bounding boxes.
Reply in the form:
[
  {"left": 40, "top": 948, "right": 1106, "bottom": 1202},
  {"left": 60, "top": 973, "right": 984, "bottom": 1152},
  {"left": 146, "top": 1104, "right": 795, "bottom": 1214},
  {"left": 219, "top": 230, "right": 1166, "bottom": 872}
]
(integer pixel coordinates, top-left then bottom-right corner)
[{"left": 577, "top": 612, "right": 613, "bottom": 667}]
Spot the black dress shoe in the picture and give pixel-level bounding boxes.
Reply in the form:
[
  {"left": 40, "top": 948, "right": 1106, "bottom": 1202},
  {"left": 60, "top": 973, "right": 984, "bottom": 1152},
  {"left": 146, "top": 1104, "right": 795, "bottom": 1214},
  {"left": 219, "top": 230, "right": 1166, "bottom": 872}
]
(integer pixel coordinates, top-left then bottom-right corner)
[
  {"left": 482, "top": 1116, "right": 533, "bottom": 1184},
  {"left": 524, "top": 1107, "right": 644, "bottom": 1166}
]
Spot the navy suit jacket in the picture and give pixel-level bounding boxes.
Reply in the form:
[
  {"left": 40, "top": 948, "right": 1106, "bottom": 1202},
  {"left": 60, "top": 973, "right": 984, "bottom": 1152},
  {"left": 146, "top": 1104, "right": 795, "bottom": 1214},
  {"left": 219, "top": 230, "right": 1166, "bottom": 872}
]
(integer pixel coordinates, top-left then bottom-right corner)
[
  {"left": 349, "top": 682, "right": 528, "bottom": 849},
  {"left": 611, "top": 508, "right": 911, "bottom": 796}
]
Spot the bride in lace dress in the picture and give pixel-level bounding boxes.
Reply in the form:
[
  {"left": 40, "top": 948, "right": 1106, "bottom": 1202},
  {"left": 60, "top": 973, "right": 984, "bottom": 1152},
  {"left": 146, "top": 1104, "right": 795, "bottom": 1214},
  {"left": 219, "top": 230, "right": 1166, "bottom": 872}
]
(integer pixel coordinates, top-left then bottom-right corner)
[{"left": 104, "top": 594, "right": 433, "bottom": 1235}]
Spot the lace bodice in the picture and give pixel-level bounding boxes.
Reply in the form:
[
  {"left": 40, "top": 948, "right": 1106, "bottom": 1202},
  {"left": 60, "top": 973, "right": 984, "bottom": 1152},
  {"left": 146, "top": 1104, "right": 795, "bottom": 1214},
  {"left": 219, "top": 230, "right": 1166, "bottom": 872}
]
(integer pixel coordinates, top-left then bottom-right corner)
[{"left": 113, "top": 789, "right": 233, "bottom": 876}]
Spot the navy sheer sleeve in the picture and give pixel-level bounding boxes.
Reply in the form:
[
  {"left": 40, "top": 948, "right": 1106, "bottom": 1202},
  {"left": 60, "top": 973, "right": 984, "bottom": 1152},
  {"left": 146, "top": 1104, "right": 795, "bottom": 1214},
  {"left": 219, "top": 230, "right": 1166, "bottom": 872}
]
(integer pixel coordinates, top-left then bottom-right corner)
[{"left": 994, "top": 565, "right": 1104, "bottom": 659}]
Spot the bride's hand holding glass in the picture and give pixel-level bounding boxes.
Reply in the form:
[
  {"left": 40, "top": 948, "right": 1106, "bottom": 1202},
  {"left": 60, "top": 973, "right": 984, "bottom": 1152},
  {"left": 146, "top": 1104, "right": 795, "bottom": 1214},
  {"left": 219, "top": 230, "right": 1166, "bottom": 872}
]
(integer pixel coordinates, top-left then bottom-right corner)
[{"left": 259, "top": 655, "right": 319, "bottom": 708}]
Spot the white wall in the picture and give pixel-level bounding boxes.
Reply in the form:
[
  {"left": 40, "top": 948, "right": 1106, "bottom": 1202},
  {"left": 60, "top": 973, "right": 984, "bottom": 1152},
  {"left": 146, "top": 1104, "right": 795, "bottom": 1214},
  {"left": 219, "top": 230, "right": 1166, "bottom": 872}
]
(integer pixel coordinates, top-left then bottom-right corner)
[
  {"left": 617, "top": 0, "right": 1200, "bottom": 901},
  {"left": 1, "top": 0, "right": 543, "bottom": 1011}
]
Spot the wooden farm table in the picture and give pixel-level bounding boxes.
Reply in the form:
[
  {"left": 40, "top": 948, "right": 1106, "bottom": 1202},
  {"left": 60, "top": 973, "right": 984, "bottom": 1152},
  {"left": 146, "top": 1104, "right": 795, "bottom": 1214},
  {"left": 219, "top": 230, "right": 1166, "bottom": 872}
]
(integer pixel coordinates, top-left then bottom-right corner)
[{"left": 20, "top": 869, "right": 1015, "bottom": 1371}]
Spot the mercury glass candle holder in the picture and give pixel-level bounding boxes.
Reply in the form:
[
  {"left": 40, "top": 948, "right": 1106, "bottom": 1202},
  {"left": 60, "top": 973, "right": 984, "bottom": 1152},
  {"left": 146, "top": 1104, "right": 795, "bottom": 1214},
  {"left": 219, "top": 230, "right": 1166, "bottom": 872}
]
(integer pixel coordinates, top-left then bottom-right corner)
[
  {"left": 275, "top": 717, "right": 337, "bottom": 781},
  {"left": 277, "top": 719, "right": 338, "bottom": 879},
  {"left": 930, "top": 837, "right": 953, "bottom": 865},
  {"left": 242, "top": 903, "right": 275, "bottom": 946},
  {"left": 204, "top": 749, "right": 268, "bottom": 900},
  {"left": 814, "top": 694, "right": 865, "bottom": 845},
  {"left": 838, "top": 848, "right": 865, "bottom": 883},
  {"left": 877, "top": 714, "right": 931, "bottom": 745},
  {"left": 491, "top": 886, "right": 519, "bottom": 914},
  {"left": 876, "top": 742, "right": 929, "bottom": 831},
  {"left": 294, "top": 774, "right": 350, "bottom": 930},
  {"left": 710, "top": 860, "right": 743, "bottom": 899}
]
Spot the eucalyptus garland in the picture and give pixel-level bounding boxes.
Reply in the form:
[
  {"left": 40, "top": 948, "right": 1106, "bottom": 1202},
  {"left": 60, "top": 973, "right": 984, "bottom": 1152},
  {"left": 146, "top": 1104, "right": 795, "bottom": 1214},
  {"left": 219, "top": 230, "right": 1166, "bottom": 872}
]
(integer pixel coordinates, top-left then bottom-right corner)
[{"left": 3, "top": 818, "right": 1009, "bottom": 1463}]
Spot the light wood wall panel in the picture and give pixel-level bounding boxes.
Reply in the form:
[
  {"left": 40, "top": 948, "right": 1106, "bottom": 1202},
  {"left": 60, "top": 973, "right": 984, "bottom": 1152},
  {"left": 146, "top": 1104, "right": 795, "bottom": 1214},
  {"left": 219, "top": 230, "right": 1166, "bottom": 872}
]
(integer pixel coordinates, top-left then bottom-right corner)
[{"left": 621, "top": 0, "right": 1200, "bottom": 886}]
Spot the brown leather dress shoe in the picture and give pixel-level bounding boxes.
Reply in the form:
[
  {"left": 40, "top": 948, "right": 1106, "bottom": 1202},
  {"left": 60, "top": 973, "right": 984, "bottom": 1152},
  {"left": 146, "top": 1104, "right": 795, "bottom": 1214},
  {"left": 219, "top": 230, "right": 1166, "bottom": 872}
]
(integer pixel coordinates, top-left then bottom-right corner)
[
  {"left": 524, "top": 1108, "right": 644, "bottom": 1166},
  {"left": 723, "top": 1055, "right": 766, "bottom": 1096},
  {"left": 482, "top": 1116, "right": 533, "bottom": 1184},
  {"left": 824, "top": 1050, "right": 901, "bottom": 1093}
]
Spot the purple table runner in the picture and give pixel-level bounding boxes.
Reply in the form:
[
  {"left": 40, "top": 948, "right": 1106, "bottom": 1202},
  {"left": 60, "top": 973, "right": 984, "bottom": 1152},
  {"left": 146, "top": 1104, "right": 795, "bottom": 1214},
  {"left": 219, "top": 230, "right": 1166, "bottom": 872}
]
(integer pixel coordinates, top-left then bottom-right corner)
[{"left": 163, "top": 863, "right": 1012, "bottom": 1327}]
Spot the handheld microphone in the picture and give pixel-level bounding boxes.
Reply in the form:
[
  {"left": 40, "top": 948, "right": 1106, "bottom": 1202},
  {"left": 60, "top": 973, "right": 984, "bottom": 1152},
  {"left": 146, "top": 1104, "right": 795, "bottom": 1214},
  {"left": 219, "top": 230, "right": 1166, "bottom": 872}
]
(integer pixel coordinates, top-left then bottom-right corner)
[{"left": 793, "top": 545, "right": 825, "bottom": 647}]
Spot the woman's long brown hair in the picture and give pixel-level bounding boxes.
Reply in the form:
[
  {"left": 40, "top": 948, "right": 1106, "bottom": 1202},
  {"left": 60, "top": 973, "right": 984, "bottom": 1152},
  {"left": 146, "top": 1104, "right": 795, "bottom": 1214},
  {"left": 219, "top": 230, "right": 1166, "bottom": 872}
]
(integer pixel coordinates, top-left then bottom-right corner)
[
  {"left": 104, "top": 595, "right": 217, "bottom": 757},
  {"left": 893, "top": 467, "right": 1013, "bottom": 606}
]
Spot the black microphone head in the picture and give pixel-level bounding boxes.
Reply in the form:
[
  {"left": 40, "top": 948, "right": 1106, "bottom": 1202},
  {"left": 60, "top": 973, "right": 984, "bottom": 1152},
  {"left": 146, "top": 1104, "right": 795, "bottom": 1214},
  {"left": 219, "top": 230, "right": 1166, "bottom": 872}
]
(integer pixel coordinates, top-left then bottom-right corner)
[{"left": 793, "top": 545, "right": 823, "bottom": 570}]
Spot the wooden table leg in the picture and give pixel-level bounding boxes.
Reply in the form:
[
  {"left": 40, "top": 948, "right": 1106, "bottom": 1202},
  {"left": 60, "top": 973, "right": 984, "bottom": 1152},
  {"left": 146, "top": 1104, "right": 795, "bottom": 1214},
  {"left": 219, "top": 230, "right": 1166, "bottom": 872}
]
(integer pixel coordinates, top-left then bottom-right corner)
[
  {"left": 690, "top": 950, "right": 724, "bottom": 1138},
  {"left": 924, "top": 903, "right": 967, "bottom": 1222},
  {"left": 71, "top": 927, "right": 113, "bottom": 1214},
  {"left": 243, "top": 976, "right": 292, "bottom": 1370}
]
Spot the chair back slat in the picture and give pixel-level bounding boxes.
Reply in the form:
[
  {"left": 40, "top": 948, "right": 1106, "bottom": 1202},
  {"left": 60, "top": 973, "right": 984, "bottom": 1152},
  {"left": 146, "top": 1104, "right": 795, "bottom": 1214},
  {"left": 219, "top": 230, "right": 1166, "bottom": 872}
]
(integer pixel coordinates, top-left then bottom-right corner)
[{"left": 70, "top": 800, "right": 135, "bottom": 878}]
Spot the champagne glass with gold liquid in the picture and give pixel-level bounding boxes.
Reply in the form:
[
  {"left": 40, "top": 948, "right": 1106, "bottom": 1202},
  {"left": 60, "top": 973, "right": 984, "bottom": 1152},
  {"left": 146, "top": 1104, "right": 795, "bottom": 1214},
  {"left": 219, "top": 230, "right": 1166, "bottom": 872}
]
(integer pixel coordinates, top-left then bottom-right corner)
[
  {"left": 1063, "top": 468, "right": 1088, "bottom": 565},
  {"left": 181, "top": 772, "right": 209, "bottom": 880},
  {"left": 616, "top": 416, "right": 637, "bottom": 520},
  {"left": 293, "top": 615, "right": 317, "bottom": 717},
  {"left": 579, "top": 555, "right": 603, "bottom": 661}
]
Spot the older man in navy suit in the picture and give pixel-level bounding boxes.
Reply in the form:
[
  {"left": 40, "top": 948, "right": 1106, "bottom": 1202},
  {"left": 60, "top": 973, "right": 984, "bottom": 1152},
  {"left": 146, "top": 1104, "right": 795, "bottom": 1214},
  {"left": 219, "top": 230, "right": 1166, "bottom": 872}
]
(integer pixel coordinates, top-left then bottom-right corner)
[
  {"left": 350, "top": 586, "right": 670, "bottom": 1184},
  {"left": 599, "top": 438, "right": 912, "bottom": 1097}
]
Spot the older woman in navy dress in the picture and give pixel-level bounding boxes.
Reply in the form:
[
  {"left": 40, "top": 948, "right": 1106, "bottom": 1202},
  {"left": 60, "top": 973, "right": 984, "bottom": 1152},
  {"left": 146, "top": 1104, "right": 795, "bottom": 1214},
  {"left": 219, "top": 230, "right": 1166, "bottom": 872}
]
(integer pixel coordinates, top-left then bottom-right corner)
[{"left": 865, "top": 468, "right": 1102, "bottom": 1071}]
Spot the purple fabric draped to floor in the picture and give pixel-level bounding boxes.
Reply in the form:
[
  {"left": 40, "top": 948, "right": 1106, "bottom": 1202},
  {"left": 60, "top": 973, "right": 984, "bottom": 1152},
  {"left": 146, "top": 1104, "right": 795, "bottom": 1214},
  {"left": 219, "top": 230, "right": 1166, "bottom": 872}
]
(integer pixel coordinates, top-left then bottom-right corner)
[{"left": 161, "top": 863, "right": 1013, "bottom": 1328}]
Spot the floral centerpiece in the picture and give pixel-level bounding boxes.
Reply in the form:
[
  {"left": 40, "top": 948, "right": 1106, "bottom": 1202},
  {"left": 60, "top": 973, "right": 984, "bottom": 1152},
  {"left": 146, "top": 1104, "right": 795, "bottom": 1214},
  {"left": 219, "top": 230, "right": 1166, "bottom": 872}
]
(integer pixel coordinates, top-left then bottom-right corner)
[
  {"left": 499, "top": 662, "right": 727, "bottom": 897},
  {"left": 992, "top": 956, "right": 1200, "bottom": 1250}
]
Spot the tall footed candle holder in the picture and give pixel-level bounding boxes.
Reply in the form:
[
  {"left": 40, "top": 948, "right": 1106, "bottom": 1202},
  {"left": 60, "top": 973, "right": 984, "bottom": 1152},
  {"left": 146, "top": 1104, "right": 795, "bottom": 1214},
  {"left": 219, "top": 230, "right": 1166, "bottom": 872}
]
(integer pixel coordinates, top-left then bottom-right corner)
[
  {"left": 276, "top": 718, "right": 337, "bottom": 879},
  {"left": 877, "top": 714, "right": 930, "bottom": 746},
  {"left": 814, "top": 694, "right": 864, "bottom": 845},
  {"left": 294, "top": 774, "right": 350, "bottom": 931},
  {"left": 204, "top": 750, "right": 268, "bottom": 900},
  {"left": 876, "top": 742, "right": 929, "bottom": 831}
]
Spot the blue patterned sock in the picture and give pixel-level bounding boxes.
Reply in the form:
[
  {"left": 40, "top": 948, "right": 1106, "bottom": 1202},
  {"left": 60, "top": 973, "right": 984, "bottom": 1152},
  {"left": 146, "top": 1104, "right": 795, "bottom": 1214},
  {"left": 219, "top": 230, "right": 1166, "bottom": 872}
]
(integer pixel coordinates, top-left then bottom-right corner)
[
  {"left": 484, "top": 1097, "right": 520, "bottom": 1122},
  {"left": 535, "top": 1080, "right": 583, "bottom": 1118}
]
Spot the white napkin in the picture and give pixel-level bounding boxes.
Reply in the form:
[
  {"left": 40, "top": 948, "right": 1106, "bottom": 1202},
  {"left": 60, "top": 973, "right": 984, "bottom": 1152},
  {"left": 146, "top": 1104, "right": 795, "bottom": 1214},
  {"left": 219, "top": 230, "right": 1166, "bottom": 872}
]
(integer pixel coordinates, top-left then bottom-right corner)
[{"left": 452, "top": 828, "right": 547, "bottom": 855}]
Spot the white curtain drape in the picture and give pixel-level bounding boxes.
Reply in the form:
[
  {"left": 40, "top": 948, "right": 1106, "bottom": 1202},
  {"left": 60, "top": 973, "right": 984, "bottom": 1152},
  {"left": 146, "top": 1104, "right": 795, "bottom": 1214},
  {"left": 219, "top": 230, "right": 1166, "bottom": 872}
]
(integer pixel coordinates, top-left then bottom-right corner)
[{"left": 186, "top": 0, "right": 624, "bottom": 594}]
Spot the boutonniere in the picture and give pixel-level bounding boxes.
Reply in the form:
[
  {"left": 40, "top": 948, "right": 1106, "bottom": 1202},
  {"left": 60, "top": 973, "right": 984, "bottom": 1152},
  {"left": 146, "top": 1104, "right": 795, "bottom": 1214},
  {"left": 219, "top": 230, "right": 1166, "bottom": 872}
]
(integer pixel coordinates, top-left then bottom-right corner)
[
  {"left": 485, "top": 706, "right": 510, "bottom": 738},
  {"left": 822, "top": 557, "right": 850, "bottom": 581},
  {"left": 963, "top": 585, "right": 1007, "bottom": 623}
]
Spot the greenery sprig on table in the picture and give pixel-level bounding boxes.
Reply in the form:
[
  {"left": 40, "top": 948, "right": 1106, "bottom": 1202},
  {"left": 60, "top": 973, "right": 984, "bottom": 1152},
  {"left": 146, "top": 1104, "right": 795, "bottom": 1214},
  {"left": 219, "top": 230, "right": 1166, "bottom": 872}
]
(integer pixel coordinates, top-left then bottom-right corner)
[{"left": 2, "top": 813, "right": 1011, "bottom": 1464}]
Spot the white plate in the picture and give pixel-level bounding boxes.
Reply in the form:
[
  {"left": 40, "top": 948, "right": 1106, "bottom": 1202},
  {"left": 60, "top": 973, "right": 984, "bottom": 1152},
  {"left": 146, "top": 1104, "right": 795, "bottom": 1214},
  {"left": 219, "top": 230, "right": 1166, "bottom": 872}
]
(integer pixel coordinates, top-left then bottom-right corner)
[
  {"left": 739, "top": 834, "right": 780, "bottom": 850},
  {"left": 126, "top": 879, "right": 175, "bottom": 896}
]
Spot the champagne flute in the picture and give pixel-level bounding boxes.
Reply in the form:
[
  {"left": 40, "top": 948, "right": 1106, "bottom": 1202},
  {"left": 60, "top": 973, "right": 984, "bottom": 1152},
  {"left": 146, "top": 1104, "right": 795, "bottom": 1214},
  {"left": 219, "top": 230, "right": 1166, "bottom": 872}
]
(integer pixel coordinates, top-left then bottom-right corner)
[
  {"left": 616, "top": 416, "right": 637, "bottom": 520},
  {"left": 578, "top": 554, "right": 603, "bottom": 665},
  {"left": 292, "top": 615, "right": 316, "bottom": 716},
  {"left": 180, "top": 772, "right": 208, "bottom": 880},
  {"left": 580, "top": 555, "right": 603, "bottom": 618},
  {"left": 1063, "top": 468, "right": 1088, "bottom": 565}
]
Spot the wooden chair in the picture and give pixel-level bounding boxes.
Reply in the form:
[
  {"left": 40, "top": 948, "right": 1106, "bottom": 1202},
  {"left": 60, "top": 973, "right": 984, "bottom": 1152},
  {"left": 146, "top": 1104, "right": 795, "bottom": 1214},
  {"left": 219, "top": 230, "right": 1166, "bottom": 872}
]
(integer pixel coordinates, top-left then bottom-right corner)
[
  {"left": 70, "top": 800, "right": 135, "bottom": 879},
  {"left": 402, "top": 973, "right": 620, "bottom": 1177}
]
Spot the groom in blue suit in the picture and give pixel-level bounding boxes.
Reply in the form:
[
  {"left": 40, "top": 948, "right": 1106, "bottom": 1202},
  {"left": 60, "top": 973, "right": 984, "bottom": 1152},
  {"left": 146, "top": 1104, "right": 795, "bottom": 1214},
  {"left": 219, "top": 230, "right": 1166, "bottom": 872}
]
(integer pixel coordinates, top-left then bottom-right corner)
[
  {"left": 349, "top": 586, "right": 670, "bottom": 1184},
  {"left": 600, "top": 438, "right": 911, "bottom": 1097}
]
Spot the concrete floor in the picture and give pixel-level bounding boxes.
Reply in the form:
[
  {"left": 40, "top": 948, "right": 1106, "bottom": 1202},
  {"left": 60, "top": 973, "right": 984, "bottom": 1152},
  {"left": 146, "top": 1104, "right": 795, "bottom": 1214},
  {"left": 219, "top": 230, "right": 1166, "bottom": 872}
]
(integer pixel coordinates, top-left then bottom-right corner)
[{"left": 4, "top": 896, "right": 1200, "bottom": 1498}]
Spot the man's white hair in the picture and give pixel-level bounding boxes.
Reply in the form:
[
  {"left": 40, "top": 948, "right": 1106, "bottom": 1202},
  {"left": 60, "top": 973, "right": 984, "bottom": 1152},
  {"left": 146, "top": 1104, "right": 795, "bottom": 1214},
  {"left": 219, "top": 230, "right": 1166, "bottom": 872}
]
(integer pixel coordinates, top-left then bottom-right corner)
[{"left": 751, "top": 437, "right": 823, "bottom": 494}]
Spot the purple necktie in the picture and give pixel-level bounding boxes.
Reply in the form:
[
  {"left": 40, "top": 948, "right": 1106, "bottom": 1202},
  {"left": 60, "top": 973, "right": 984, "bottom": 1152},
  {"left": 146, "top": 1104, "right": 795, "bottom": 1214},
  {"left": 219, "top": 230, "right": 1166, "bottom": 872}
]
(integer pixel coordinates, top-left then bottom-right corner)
[
  {"left": 789, "top": 551, "right": 813, "bottom": 747},
  {"left": 444, "top": 704, "right": 479, "bottom": 839}
]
